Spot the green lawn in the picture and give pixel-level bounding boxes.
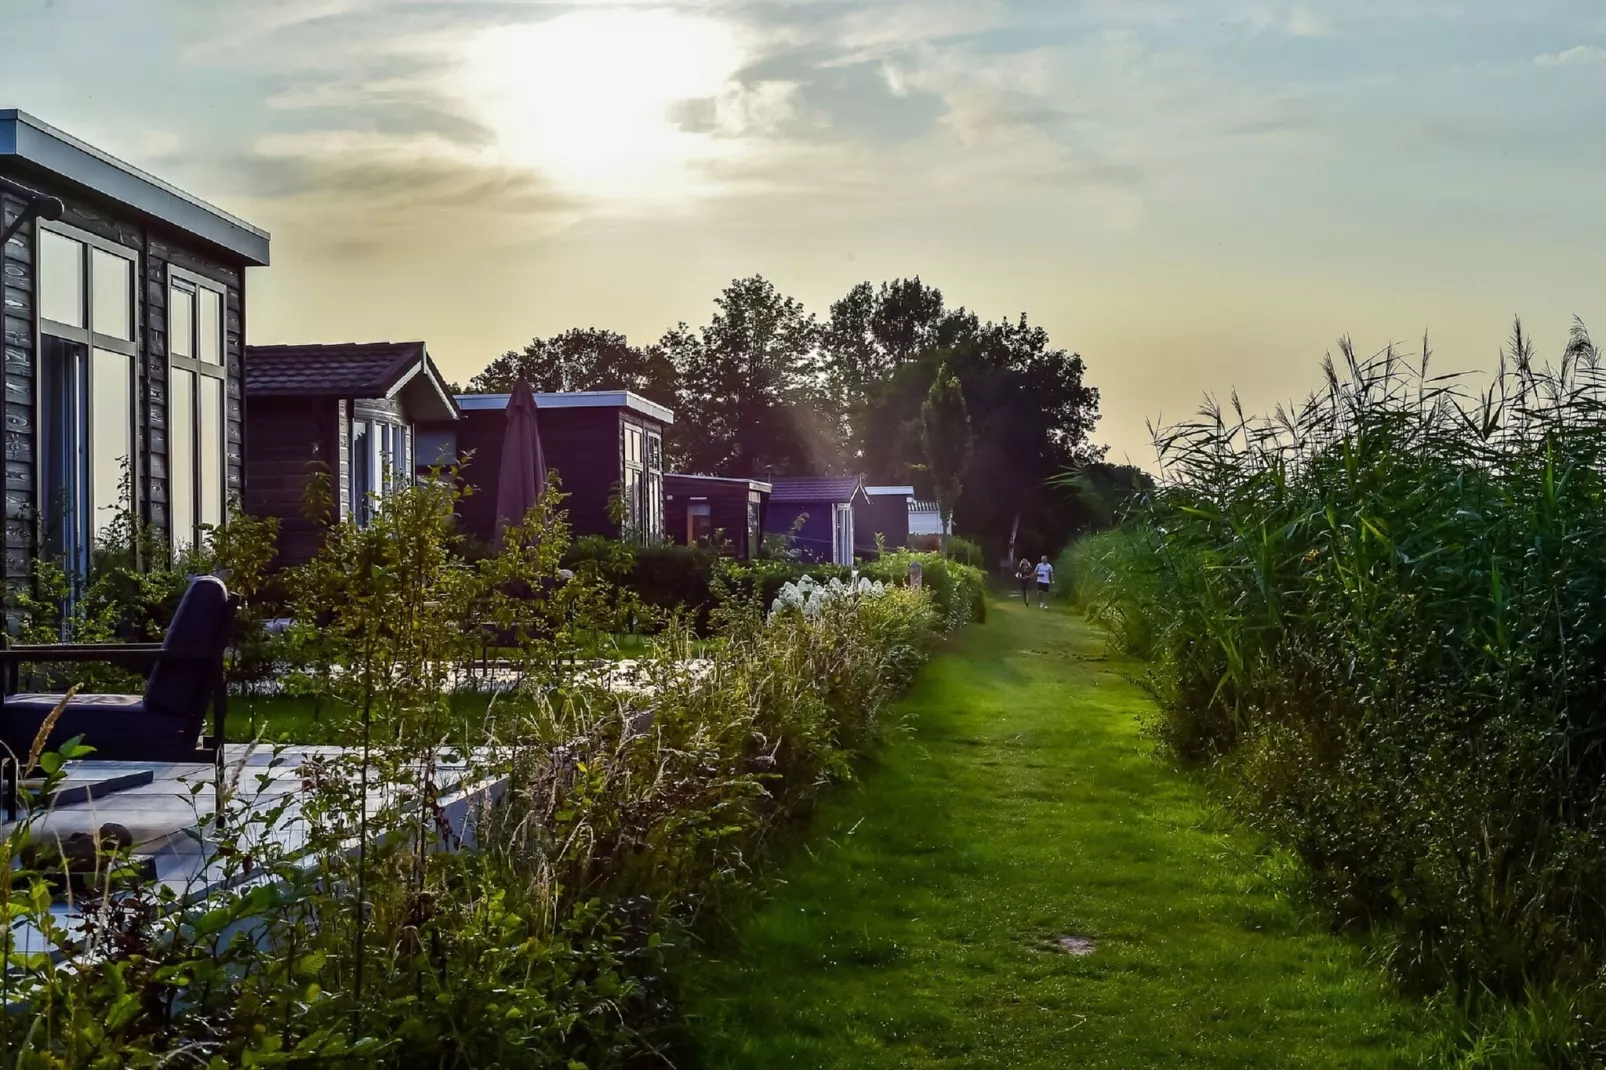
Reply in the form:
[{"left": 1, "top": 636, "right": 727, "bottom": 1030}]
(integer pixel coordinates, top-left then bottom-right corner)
[{"left": 680, "top": 595, "right": 1448, "bottom": 1067}]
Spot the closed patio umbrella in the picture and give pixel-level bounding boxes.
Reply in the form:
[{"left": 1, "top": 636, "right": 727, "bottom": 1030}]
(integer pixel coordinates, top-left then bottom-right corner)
[{"left": 494, "top": 379, "right": 547, "bottom": 550}]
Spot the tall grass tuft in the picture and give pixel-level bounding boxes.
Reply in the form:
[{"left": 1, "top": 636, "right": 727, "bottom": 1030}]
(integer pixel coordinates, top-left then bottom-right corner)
[{"left": 1074, "top": 322, "right": 1606, "bottom": 1046}]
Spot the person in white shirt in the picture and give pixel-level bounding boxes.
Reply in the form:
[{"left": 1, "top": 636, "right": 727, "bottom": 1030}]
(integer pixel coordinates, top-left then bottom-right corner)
[{"left": 1035, "top": 556, "right": 1054, "bottom": 608}]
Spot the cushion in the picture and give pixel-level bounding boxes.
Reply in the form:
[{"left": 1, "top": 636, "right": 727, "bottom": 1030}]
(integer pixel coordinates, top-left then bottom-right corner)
[
  {"left": 0, "top": 693, "right": 199, "bottom": 763},
  {"left": 143, "top": 575, "right": 230, "bottom": 722}
]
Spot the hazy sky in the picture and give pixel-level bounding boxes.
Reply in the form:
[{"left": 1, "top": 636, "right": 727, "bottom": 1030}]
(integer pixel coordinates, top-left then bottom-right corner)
[{"left": 4, "top": 0, "right": 1603, "bottom": 465}]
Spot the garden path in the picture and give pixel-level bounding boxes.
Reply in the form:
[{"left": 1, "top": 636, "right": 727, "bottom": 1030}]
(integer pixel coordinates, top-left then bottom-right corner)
[{"left": 682, "top": 594, "right": 1441, "bottom": 1067}]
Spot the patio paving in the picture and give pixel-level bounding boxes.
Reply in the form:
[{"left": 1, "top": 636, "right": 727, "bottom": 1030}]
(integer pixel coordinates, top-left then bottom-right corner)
[{"left": 5, "top": 745, "right": 505, "bottom": 959}]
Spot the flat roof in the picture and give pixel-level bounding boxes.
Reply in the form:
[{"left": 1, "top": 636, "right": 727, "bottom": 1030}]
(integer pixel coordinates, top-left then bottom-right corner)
[
  {"left": 665, "top": 472, "right": 773, "bottom": 494},
  {"left": 865, "top": 485, "right": 915, "bottom": 496},
  {"left": 0, "top": 110, "right": 270, "bottom": 266},
  {"left": 457, "top": 390, "right": 674, "bottom": 425}
]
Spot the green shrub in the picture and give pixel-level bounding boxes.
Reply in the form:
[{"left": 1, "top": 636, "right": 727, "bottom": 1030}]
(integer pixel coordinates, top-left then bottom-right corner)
[
  {"left": 946, "top": 535, "right": 985, "bottom": 569},
  {"left": 1, "top": 473, "right": 971, "bottom": 1066},
  {"left": 1082, "top": 327, "right": 1606, "bottom": 1040}
]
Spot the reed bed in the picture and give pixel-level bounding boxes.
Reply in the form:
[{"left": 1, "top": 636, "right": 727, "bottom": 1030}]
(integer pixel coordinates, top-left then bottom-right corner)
[{"left": 1073, "top": 322, "right": 1606, "bottom": 1059}]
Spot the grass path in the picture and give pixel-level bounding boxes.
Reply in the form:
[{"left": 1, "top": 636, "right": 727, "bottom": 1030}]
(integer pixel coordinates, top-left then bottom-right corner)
[{"left": 681, "top": 595, "right": 1441, "bottom": 1067}]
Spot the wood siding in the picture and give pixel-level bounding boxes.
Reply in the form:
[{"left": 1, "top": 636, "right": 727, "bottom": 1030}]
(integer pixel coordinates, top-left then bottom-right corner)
[
  {"left": 243, "top": 396, "right": 339, "bottom": 566},
  {"left": 855, "top": 495, "right": 910, "bottom": 554},
  {"left": 664, "top": 476, "right": 767, "bottom": 560},
  {"left": 1, "top": 192, "right": 36, "bottom": 614},
  {"left": 0, "top": 162, "right": 253, "bottom": 609},
  {"left": 420, "top": 405, "right": 658, "bottom": 545}
]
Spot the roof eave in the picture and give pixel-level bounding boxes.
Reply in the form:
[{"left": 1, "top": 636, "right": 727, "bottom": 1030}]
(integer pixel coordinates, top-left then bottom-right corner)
[{"left": 0, "top": 109, "right": 270, "bottom": 266}]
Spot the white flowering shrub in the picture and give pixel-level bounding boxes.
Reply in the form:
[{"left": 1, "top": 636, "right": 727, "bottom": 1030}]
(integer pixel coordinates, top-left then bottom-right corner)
[{"left": 769, "top": 573, "right": 889, "bottom": 619}]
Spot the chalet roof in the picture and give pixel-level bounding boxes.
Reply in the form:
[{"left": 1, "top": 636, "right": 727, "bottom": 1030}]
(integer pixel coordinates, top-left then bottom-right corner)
[
  {"left": 865, "top": 485, "right": 915, "bottom": 497},
  {"left": 457, "top": 390, "right": 675, "bottom": 425},
  {"left": 0, "top": 110, "right": 270, "bottom": 265},
  {"left": 769, "top": 476, "right": 868, "bottom": 505},
  {"left": 245, "top": 341, "right": 459, "bottom": 422}
]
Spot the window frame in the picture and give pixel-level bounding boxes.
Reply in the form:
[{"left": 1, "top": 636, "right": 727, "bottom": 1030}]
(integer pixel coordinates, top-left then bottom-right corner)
[
  {"left": 348, "top": 410, "right": 413, "bottom": 527},
  {"left": 167, "top": 264, "right": 229, "bottom": 554},
  {"left": 36, "top": 223, "right": 140, "bottom": 571}
]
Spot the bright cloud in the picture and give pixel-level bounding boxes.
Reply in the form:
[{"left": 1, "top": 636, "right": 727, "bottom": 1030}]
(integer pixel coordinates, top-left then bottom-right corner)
[{"left": 1535, "top": 45, "right": 1606, "bottom": 67}]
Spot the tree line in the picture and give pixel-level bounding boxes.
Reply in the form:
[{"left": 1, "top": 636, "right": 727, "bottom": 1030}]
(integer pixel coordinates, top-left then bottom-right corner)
[{"left": 465, "top": 275, "right": 1142, "bottom": 559}]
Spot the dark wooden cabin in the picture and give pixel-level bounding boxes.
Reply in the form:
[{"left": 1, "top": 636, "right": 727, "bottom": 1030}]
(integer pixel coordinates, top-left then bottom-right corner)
[
  {"left": 0, "top": 110, "right": 270, "bottom": 608},
  {"left": 242, "top": 342, "right": 460, "bottom": 563},
  {"left": 415, "top": 391, "right": 673, "bottom": 545},
  {"left": 664, "top": 474, "right": 771, "bottom": 559},
  {"left": 855, "top": 485, "right": 913, "bottom": 555},
  {"left": 765, "top": 476, "right": 870, "bottom": 566}
]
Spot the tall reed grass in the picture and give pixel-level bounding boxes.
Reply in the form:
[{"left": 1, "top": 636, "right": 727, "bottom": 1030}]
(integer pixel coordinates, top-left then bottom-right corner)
[{"left": 1074, "top": 323, "right": 1606, "bottom": 1054}]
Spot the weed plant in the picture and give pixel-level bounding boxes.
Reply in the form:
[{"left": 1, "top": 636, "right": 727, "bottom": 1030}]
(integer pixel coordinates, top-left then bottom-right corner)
[
  {"left": 1073, "top": 323, "right": 1606, "bottom": 1059},
  {"left": 0, "top": 464, "right": 958, "bottom": 1066}
]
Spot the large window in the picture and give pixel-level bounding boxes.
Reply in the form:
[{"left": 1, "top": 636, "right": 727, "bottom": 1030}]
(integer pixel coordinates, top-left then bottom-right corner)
[
  {"left": 38, "top": 226, "right": 137, "bottom": 573},
  {"left": 168, "top": 270, "right": 228, "bottom": 553},
  {"left": 349, "top": 416, "right": 411, "bottom": 526},
  {"left": 620, "top": 421, "right": 664, "bottom": 542}
]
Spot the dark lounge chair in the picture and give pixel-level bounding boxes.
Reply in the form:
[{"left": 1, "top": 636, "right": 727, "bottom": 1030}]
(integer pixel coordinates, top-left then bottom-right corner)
[{"left": 0, "top": 575, "right": 237, "bottom": 819}]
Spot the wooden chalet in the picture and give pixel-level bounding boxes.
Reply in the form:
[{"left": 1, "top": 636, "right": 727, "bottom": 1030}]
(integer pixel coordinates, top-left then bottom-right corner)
[
  {"left": 416, "top": 391, "right": 673, "bottom": 546},
  {"left": 242, "top": 342, "right": 459, "bottom": 563},
  {"left": 765, "top": 476, "right": 870, "bottom": 566},
  {"left": 856, "top": 485, "right": 913, "bottom": 555},
  {"left": 664, "top": 474, "right": 771, "bottom": 559},
  {"left": 0, "top": 110, "right": 270, "bottom": 600}
]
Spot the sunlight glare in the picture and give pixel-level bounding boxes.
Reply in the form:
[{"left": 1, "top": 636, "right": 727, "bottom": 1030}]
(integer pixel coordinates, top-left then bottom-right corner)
[{"left": 459, "top": 10, "right": 746, "bottom": 200}]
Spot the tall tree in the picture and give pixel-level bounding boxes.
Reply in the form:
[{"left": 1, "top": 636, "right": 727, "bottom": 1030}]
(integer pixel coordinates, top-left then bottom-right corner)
[
  {"left": 671, "top": 276, "right": 838, "bottom": 476},
  {"left": 855, "top": 306, "right": 1101, "bottom": 561},
  {"left": 922, "top": 361, "right": 973, "bottom": 557},
  {"left": 823, "top": 277, "right": 951, "bottom": 463},
  {"left": 467, "top": 327, "right": 678, "bottom": 409}
]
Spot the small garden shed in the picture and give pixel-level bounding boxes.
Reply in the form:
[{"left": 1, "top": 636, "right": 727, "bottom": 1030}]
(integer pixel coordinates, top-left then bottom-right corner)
[
  {"left": 765, "top": 476, "right": 869, "bottom": 566},
  {"left": 856, "top": 485, "right": 914, "bottom": 555},
  {"left": 416, "top": 391, "right": 673, "bottom": 546},
  {"left": 664, "top": 474, "right": 771, "bottom": 559},
  {"left": 243, "top": 342, "right": 459, "bottom": 563}
]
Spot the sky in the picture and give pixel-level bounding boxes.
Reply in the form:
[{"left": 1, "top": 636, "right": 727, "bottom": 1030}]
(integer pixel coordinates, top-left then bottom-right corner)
[{"left": 3, "top": 0, "right": 1604, "bottom": 466}]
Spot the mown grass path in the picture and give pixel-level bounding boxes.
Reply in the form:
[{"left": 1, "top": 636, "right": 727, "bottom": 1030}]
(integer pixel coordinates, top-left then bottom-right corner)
[{"left": 682, "top": 596, "right": 1438, "bottom": 1067}]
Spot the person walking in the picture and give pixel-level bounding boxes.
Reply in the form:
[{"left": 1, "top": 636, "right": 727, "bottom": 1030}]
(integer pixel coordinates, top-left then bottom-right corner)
[
  {"left": 1035, "top": 555, "right": 1055, "bottom": 608},
  {"left": 1015, "top": 557, "right": 1034, "bottom": 602}
]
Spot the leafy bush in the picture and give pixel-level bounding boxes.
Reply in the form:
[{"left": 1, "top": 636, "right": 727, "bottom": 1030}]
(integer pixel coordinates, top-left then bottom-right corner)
[
  {"left": 1, "top": 471, "right": 968, "bottom": 1066},
  {"left": 945, "top": 535, "right": 985, "bottom": 569},
  {"left": 1078, "top": 327, "right": 1606, "bottom": 1052}
]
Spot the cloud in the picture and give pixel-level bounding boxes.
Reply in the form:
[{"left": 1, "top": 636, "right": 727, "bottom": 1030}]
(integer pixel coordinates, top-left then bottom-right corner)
[{"left": 1535, "top": 45, "right": 1606, "bottom": 67}]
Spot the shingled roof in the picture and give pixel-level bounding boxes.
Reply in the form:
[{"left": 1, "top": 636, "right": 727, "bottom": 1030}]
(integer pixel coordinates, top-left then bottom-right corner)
[
  {"left": 769, "top": 476, "right": 868, "bottom": 505},
  {"left": 245, "top": 341, "right": 459, "bottom": 421}
]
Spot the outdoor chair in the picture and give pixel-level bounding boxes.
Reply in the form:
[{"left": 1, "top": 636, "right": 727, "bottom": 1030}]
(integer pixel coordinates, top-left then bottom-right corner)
[{"left": 0, "top": 575, "right": 237, "bottom": 820}]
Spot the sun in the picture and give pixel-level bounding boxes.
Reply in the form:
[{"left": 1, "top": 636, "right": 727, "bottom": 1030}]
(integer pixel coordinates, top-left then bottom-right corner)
[{"left": 457, "top": 9, "right": 746, "bottom": 200}]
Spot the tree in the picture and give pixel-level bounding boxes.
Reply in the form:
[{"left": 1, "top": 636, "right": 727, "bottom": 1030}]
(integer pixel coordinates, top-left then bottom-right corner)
[
  {"left": 855, "top": 305, "right": 1102, "bottom": 562},
  {"left": 671, "top": 276, "right": 839, "bottom": 476},
  {"left": 823, "top": 277, "right": 952, "bottom": 463},
  {"left": 467, "top": 328, "right": 678, "bottom": 409},
  {"left": 922, "top": 361, "right": 972, "bottom": 557}
]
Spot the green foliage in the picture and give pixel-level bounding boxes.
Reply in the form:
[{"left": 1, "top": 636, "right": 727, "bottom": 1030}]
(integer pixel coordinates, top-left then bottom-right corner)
[
  {"left": 670, "top": 276, "right": 831, "bottom": 476},
  {"left": 922, "top": 360, "right": 973, "bottom": 554},
  {"left": 685, "top": 603, "right": 1448, "bottom": 1068},
  {"left": 1074, "top": 325, "right": 1606, "bottom": 1055},
  {"left": 944, "top": 535, "right": 984, "bottom": 570},
  {"left": 466, "top": 326, "right": 679, "bottom": 410},
  {"left": 475, "top": 276, "right": 1104, "bottom": 556},
  {"left": 2, "top": 467, "right": 972, "bottom": 1066}
]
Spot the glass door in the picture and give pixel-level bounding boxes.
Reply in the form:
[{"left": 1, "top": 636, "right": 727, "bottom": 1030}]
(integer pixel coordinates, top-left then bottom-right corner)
[{"left": 832, "top": 503, "right": 854, "bottom": 566}]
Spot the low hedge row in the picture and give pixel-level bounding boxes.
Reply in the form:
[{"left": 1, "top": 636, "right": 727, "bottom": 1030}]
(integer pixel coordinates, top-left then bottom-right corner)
[{"left": 562, "top": 540, "right": 988, "bottom": 634}]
